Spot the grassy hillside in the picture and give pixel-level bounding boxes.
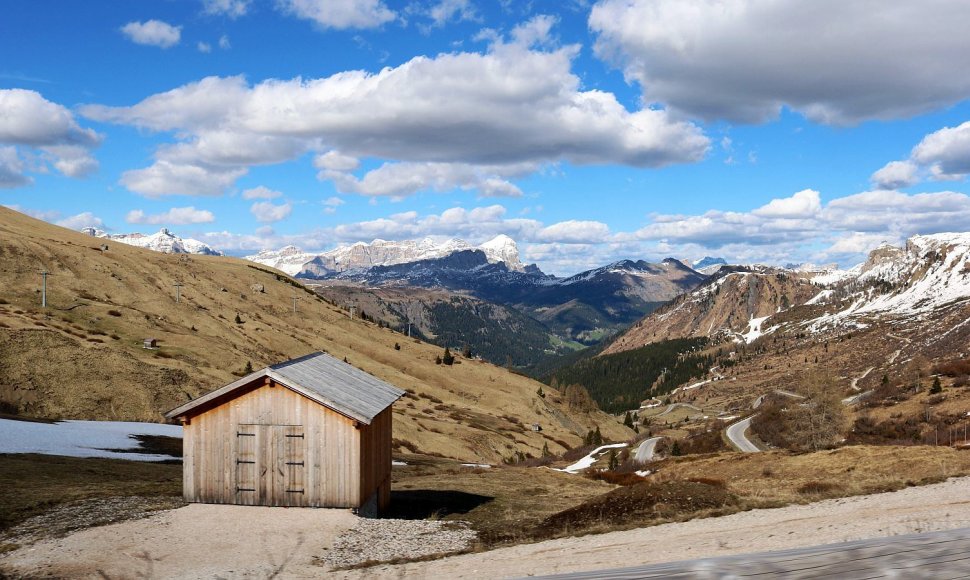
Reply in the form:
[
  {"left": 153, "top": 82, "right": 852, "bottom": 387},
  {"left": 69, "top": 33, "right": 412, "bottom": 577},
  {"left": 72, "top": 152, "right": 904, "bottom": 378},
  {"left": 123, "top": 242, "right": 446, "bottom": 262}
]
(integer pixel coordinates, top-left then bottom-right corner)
[{"left": 0, "top": 207, "right": 631, "bottom": 462}]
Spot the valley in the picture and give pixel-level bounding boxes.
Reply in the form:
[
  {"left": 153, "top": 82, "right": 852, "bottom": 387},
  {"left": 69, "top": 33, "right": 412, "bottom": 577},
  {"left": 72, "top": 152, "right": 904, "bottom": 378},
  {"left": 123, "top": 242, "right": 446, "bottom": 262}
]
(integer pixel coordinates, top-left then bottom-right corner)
[{"left": 2, "top": 207, "right": 970, "bottom": 578}]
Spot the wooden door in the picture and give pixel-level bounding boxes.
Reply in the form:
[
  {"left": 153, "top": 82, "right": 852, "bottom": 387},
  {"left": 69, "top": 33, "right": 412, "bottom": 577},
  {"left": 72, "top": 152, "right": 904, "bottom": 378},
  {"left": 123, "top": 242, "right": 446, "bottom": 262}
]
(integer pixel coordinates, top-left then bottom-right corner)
[
  {"left": 236, "top": 424, "right": 306, "bottom": 506},
  {"left": 235, "top": 425, "right": 258, "bottom": 505}
]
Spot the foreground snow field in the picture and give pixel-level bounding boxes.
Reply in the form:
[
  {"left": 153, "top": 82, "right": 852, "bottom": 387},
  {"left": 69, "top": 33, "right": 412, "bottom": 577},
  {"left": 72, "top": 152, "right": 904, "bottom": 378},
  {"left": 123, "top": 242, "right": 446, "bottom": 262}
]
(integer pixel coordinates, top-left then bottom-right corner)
[{"left": 0, "top": 418, "right": 182, "bottom": 461}]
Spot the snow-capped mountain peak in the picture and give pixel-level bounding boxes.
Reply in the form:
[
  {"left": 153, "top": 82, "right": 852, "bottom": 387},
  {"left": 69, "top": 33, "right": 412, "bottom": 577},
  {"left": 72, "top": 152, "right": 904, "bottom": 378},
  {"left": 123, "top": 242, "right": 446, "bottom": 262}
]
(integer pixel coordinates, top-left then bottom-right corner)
[
  {"left": 81, "top": 227, "right": 222, "bottom": 256},
  {"left": 478, "top": 234, "right": 523, "bottom": 271},
  {"left": 245, "top": 245, "right": 318, "bottom": 276}
]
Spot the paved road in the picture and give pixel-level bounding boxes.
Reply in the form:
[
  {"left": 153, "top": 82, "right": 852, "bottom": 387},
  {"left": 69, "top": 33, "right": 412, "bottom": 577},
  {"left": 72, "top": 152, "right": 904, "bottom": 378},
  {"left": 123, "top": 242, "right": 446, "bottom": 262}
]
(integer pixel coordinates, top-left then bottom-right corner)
[
  {"left": 634, "top": 437, "right": 662, "bottom": 463},
  {"left": 657, "top": 403, "right": 701, "bottom": 417},
  {"left": 725, "top": 416, "right": 760, "bottom": 452},
  {"left": 531, "top": 527, "right": 970, "bottom": 579}
]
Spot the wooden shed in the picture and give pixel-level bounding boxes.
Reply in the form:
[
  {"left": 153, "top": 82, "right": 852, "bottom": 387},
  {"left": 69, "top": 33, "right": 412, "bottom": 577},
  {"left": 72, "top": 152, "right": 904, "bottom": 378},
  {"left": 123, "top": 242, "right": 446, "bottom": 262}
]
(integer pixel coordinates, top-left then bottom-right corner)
[{"left": 165, "top": 352, "right": 404, "bottom": 515}]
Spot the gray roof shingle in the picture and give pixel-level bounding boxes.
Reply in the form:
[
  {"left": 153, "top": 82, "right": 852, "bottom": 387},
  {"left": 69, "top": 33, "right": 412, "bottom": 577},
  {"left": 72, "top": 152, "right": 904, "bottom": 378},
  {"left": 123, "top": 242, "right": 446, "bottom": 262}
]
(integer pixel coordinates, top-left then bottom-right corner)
[{"left": 165, "top": 352, "right": 405, "bottom": 424}]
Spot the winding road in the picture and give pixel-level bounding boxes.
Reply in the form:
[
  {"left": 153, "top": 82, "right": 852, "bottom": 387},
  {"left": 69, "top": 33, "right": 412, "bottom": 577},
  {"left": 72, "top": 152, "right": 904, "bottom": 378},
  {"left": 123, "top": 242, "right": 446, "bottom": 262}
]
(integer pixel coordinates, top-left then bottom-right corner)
[
  {"left": 725, "top": 416, "right": 760, "bottom": 452},
  {"left": 656, "top": 403, "right": 701, "bottom": 417},
  {"left": 634, "top": 437, "right": 663, "bottom": 463}
]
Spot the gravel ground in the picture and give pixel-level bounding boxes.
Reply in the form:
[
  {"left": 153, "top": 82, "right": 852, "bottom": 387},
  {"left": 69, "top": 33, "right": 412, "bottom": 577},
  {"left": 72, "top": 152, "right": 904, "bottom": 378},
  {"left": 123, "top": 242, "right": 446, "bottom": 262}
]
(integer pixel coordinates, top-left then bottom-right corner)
[
  {"left": 2, "top": 496, "right": 185, "bottom": 546},
  {"left": 321, "top": 519, "right": 478, "bottom": 569},
  {"left": 3, "top": 477, "right": 970, "bottom": 579}
]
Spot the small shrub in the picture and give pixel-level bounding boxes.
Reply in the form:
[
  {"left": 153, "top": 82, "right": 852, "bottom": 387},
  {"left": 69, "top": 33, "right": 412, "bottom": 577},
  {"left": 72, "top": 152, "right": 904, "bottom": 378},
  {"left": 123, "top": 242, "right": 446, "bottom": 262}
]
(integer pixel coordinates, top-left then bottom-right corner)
[
  {"left": 234, "top": 313, "right": 243, "bottom": 324},
  {"left": 394, "top": 342, "right": 401, "bottom": 350},
  {"left": 110, "top": 333, "right": 121, "bottom": 340},
  {"left": 107, "top": 309, "right": 122, "bottom": 317}
]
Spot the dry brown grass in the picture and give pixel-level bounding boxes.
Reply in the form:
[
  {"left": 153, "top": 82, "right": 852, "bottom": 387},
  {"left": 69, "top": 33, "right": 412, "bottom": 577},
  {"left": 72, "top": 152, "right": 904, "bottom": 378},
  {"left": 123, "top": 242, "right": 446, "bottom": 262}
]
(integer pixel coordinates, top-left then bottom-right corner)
[{"left": 653, "top": 445, "right": 970, "bottom": 505}]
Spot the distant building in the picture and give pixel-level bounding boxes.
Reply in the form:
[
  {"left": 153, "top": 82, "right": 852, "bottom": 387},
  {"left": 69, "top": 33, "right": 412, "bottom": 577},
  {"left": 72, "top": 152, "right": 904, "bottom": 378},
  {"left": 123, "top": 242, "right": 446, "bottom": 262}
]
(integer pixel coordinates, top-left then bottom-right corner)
[
  {"left": 143, "top": 338, "right": 158, "bottom": 349},
  {"left": 531, "top": 423, "right": 542, "bottom": 432},
  {"left": 165, "top": 352, "right": 404, "bottom": 515}
]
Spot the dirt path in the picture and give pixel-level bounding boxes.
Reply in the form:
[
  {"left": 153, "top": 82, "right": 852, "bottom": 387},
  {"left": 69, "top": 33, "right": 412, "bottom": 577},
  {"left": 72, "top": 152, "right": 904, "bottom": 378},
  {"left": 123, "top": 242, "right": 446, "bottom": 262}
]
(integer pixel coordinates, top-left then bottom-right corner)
[
  {"left": 4, "top": 477, "right": 970, "bottom": 579},
  {"left": 340, "top": 476, "right": 970, "bottom": 579}
]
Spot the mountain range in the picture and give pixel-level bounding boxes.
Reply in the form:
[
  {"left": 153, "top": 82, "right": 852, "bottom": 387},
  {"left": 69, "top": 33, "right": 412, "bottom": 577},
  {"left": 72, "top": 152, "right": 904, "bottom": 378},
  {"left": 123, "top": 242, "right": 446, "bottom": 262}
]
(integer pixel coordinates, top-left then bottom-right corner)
[
  {"left": 247, "top": 235, "right": 527, "bottom": 276},
  {"left": 607, "top": 232, "right": 970, "bottom": 355},
  {"left": 81, "top": 227, "right": 222, "bottom": 256}
]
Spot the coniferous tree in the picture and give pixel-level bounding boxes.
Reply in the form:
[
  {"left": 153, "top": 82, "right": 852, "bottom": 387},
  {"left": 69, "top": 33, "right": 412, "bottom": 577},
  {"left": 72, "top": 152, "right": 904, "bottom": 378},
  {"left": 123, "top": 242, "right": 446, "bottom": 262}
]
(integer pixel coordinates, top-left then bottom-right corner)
[
  {"left": 442, "top": 347, "right": 454, "bottom": 365},
  {"left": 930, "top": 376, "right": 943, "bottom": 394}
]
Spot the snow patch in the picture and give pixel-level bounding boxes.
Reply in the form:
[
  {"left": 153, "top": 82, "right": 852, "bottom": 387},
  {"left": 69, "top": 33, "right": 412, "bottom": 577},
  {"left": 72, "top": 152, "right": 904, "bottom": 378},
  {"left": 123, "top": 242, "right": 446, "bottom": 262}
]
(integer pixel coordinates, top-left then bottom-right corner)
[
  {"left": 0, "top": 419, "right": 182, "bottom": 461},
  {"left": 558, "top": 443, "right": 627, "bottom": 474}
]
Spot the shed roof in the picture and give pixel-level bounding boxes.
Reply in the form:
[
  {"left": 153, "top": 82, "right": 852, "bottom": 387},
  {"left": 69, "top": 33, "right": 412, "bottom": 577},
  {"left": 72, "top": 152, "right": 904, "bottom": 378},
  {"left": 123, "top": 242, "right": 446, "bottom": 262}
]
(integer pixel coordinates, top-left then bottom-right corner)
[{"left": 165, "top": 352, "right": 405, "bottom": 424}]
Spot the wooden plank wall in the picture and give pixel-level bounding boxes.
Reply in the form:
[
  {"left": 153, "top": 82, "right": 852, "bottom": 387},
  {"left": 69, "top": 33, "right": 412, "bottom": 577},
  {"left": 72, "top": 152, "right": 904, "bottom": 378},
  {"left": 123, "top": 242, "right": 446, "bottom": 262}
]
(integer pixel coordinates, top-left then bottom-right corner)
[
  {"left": 358, "top": 406, "right": 393, "bottom": 512},
  {"left": 183, "top": 380, "right": 363, "bottom": 508}
]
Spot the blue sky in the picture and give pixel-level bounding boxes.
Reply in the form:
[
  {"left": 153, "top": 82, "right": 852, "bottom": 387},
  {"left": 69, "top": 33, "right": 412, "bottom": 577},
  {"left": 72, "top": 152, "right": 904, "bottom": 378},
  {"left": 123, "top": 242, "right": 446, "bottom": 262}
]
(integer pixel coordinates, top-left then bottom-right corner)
[{"left": 3, "top": 0, "right": 970, "bottom": 275}]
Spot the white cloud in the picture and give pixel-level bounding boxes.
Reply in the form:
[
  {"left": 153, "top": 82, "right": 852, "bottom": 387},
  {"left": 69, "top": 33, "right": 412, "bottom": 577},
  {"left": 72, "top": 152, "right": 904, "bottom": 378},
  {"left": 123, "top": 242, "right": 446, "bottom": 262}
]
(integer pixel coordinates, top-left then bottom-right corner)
[
  {"left": 56, "top": 212, "right": 104, "bottom": 230},
  {"left": 120, "top": 20, "right": 182, "bottom": 49},
  {"left": 0, "top": 89, "right": 102, "bottom": 185},
  {"left": 197, "top": 41, "right": 212, "bottom": 53},
  {"left": 250, "top": 200, "right": 293, "bottom": 222},
  {"left": 314, "top": 151, "right": 359, "bottom": 172},
  {"left": 537, "top": 220, "right": 611, "bottom": 243},
  {"left": 120, "top": 161, "right": 246, "bottom": 197},
  {"left": 751, "top": 189, "right": 821, "bottom": 218},
  {"left": 203, "top": 0, "right": 251, "bottom": 18},
  {"left": 912, "top": 121, "right": 970, "bottom": 179},
  {"left": 823, "top": 189, "right": 970, "bottom": 234},
  {"left": 590, "top": 0, "right": 970, "bottom": 124},
  {"left": 277, "top": 0, "right": 397, "bottom": 30},
  {"left": 871, "top": 161, "right": 919, "bottom": 190},
  {"left": 321, "top": 161, "right": 527, "bottom": 198},
  {"left": 241, "top": 185, "right": 282, "bottom": 200},
  {"left": 83, "top": 22, "right": 708, "bottom": 198},
  {"left": 219, "top": 34, "right": 231, "bottom": 50},
  {"left": 427, "top": 0, "right": 479, "bottom": 28},
  {"left": 0, "top": 147, "right": 30, "bottom": 188},
  {"left": 126, "top": 206, "right": 216, "bottom": 225},
  {"left": 0, "top": 90, "right": 100, "bottom": 148},
  {"left": 323, "top": 196, "right": 345, "bottom": 206}
]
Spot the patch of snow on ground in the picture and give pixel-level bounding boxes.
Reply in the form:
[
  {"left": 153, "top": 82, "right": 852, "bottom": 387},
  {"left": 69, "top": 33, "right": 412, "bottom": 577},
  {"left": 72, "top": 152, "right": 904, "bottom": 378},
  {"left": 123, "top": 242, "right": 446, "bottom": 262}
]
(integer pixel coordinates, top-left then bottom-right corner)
[
  {"left": 742, "top": 315, "right": 771, "bottom": 343},
  {"left": 460, "top": 463, "right": 491, "bottom": 468},
  {"left": 806, "top": 289, "right": 833, "bottom": 305},
  {"left": 392, "top": 460, "right": 408, "bottom": 466},
  {"left": 559, "top": 443, "right": 627, "bottom": 474},
  {"left": 0, "top": 419, "right": 182, "bottom": 461}
]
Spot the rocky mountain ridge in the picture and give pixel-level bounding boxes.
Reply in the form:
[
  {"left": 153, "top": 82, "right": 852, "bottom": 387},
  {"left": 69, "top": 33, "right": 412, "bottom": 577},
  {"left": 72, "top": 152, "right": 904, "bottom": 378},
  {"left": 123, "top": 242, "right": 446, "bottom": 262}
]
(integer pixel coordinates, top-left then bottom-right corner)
[
  {"left": 247, "top": 234, "right": 526, "bottom": 276},
  {"left": 81, "top": 227, "right": 222, "bottom": 256},
  {"left": 605, "top": 232, "right": 970, "bottom": 354}
]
